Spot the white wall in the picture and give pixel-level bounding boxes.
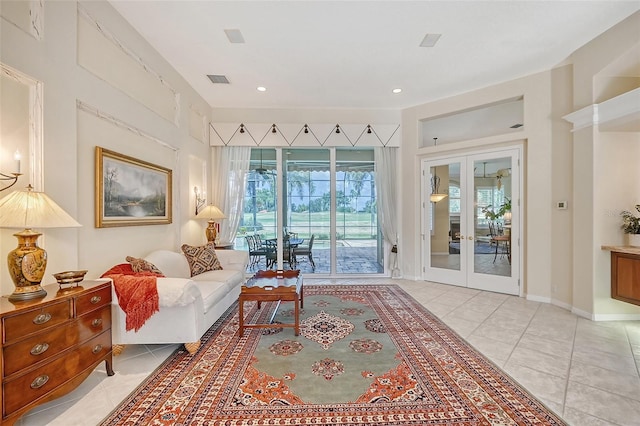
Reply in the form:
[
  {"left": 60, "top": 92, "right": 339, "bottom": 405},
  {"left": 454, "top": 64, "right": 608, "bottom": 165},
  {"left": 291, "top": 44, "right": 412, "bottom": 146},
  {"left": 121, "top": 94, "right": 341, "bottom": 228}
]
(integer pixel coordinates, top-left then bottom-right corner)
[
  {"left": 400, "top": 71, "right": 555, "bottom": 302},
  {"left": 401, "top": 11, "right": 640, "bottom": 318},
  {"left": 0, "top": 1, "right": 211, "bottom": 295},
  {"left": 569, "top": 11, "right": 640, "bottom": 318}
]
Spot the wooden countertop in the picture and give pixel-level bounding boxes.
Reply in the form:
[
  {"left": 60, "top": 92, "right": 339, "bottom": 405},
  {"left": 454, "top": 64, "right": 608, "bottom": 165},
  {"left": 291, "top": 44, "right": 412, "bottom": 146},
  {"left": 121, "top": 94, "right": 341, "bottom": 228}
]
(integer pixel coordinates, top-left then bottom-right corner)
[{"left": 601, "top": 245, "right": 640, "bottom": 255}]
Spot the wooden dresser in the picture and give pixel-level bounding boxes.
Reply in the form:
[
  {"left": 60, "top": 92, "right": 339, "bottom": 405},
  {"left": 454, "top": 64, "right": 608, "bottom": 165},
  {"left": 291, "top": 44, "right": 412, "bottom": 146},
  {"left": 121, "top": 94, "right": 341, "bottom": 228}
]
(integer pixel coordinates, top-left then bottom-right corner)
[
  {"left": 602, "top": 245, "right": 640, "bottom": 306},
  {"left": 0, "top": 279, "right": 113, "bottom": 425}
]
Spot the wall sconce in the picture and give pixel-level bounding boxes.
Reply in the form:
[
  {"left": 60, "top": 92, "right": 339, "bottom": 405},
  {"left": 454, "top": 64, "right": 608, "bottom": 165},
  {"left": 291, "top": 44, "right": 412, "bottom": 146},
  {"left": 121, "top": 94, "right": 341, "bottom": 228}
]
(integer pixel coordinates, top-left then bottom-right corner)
[
  {"left": 366, "top": 125, "right": 372, "bottom": 134},
  {"left": 271, "top": 124, "right": 277, "bottom": 133},
  {"left": 303, "top": 124, "right": 309, "bottom": 134},
  {"left": 239, "top": 123, "right": 245, "bottom": 134},
  {"left": 335, "top": 124, "right": 341, "bottom": 134},
  {"left": 194, "top": 186, "right": 206, "bottom": 215},
  {"left": 1, "top": 150, "right": 22, "bottom": 192}
]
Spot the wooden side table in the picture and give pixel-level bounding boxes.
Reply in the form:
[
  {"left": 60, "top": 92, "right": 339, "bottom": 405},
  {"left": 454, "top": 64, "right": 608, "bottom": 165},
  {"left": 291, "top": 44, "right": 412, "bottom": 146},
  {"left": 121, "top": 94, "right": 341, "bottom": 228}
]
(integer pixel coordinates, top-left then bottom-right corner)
[
  {"left": 215, "top": 242, "right": 234, "bottom": 250},
  {"left": 0, "top": 279, "right": 113, "bottom": 425},
  {"left": 238, "top": 270, "right": 303, "bottom": 336}
]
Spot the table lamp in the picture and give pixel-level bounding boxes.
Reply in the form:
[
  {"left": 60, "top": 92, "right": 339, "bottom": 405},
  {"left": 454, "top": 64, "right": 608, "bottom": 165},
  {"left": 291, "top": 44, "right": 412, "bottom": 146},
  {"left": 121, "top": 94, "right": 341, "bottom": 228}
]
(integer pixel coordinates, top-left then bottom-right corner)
[
  {"left": 195, "top": 204, "right": 226, "bottom": 244},
  {"left": 0, "top": 185, "right": 81, "bottom": 301}
]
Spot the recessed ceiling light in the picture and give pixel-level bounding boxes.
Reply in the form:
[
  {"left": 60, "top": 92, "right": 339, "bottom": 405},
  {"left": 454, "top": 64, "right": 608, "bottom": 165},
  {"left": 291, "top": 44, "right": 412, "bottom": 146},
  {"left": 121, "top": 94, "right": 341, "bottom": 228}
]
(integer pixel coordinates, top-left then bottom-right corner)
[
  {"left": 257, "top": 86, "right": 267, "bottom": 92},
  {"left": 392, "top": 88, "right": 402, "bottom": 94},
  {"left": 420, "top": 33, "right": 442, "bottom": 47}
]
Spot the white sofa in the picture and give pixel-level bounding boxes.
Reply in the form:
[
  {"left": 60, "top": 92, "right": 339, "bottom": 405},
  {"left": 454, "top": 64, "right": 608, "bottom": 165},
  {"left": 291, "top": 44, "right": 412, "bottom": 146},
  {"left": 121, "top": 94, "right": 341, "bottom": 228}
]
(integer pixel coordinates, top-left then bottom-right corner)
[{"left": 111, "top": 249, "right": 249, "bottom": 354}]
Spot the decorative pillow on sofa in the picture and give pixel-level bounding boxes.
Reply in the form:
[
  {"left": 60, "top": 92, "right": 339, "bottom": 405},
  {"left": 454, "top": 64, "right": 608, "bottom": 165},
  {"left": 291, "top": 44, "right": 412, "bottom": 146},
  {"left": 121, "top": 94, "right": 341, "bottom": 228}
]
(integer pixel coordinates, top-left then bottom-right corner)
[
  {"left": 181, "top": 242, "right": 223, "bottom": 277},
  {"left": 126, "top": 256, "right": 164, "bottom": 275}
]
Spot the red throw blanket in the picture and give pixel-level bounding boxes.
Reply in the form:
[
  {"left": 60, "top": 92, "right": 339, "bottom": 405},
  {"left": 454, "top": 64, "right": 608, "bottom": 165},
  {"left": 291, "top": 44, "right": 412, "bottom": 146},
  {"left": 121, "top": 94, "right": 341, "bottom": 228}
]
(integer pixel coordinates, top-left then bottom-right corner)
[{"left": 106, "top": 273, "right": 160, "bottom": 332}]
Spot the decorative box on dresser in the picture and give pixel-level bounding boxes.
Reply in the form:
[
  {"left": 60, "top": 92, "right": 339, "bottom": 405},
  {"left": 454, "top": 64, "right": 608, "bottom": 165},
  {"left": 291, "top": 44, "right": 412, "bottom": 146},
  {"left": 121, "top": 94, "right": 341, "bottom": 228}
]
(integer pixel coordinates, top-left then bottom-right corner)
[{"left": 0, "top": 279, "right": 113, "bottom": 425}]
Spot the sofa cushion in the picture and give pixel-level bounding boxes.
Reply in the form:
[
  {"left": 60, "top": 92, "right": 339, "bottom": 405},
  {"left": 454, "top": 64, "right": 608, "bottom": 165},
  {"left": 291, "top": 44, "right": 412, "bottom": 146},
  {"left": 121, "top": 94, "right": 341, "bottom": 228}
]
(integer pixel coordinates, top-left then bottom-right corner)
[
  {"left": 181, "top": 242, "right": 223, "bottom": 277},
  {"left": 144, "top": 250, "right": 191, "bottom": 279},
  {"left": 190, "top": 269, "right": 245, "bottom": 291},
  {"left": 194, "top": 281, "right": 230, "bottom": 313},
  {"left": 126, "top": 256, "right": 164, "bottom": 275}
]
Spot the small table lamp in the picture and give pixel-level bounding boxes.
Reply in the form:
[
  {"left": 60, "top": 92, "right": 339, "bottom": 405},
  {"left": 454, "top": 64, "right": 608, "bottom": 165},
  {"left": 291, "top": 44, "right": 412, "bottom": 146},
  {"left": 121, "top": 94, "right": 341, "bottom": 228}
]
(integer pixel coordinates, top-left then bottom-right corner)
[
  {"left": 196, "top": 204, "right": 226, "bottom": 244},
  {"left": 0, "top": 185, "right": 81, "bottom": 301}
]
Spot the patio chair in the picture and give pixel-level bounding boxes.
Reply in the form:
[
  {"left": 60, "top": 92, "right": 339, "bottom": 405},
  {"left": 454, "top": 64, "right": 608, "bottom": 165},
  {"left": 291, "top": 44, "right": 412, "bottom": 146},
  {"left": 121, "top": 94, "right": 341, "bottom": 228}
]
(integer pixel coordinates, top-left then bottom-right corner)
[
  {"left": 293, "top": 234, "right": 315, "bottom": 270},
  {"left": 265, "top": 237, "right": 297, "bottom": 269},
  {"left": 246, "top": 235, "right": 268, "bottom": 268}
]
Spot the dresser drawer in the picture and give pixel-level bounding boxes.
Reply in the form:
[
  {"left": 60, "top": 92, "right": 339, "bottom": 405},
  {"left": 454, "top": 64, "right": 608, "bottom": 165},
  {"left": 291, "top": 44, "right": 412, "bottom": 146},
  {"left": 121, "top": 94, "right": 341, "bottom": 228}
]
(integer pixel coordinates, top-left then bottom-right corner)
[
  {"left": 2, "top": 306, "right": 111, "bottom": 378},
  {"left": 77, "top": 305, "right": 111, "bottom": 342},
  {"left": 2, "top": 330, "right": 111, "bottom": 417},
  {"left": 3, "top": 326, "right": 79, "bottom": 377},
  {"left": 3, "top": 300, "right": 72, "bottom": 344},
  {"left": 76, "top": 285, "right": 111, "bottom": 315}
]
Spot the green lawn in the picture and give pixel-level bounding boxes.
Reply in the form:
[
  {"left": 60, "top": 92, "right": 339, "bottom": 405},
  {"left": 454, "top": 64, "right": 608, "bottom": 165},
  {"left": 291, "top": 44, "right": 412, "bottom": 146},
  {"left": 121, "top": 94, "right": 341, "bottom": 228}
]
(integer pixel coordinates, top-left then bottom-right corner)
[{"left": 241, "top": 211, "right": 378, "bottom": 240}]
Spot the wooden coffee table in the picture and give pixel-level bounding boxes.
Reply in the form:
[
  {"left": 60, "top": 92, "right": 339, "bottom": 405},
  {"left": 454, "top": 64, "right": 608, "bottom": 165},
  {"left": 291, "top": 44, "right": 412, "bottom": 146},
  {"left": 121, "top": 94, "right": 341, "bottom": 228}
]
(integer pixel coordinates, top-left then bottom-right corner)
[{"left": 238, "top": 270, "right": 304, "bottom": 336}]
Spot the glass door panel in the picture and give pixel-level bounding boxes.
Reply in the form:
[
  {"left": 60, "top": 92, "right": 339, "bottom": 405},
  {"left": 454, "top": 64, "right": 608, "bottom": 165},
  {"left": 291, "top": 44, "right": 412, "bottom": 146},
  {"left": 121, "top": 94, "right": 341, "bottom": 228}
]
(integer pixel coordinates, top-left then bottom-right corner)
[
  {"left": 472, "top": 157, "right": 512, "bottom": 276},
  {"left": 467, "top": 150, "right": 519, "bottom": 295},
  {"left": 285, "top": 149, "right": 331, "bottom": 274},
  {"left": 424, "top": 159, "right": 467, "bottom": 286},
  {"left": 335, "top": 149, "right": 381, "bottom": 274}
]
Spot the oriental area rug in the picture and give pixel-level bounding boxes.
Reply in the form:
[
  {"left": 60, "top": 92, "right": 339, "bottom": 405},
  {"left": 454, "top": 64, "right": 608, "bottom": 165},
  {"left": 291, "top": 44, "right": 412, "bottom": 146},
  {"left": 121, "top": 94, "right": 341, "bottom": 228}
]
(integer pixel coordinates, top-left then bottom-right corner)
[{"left": 101, "top": 285, "right": 565, "bottom": 425}]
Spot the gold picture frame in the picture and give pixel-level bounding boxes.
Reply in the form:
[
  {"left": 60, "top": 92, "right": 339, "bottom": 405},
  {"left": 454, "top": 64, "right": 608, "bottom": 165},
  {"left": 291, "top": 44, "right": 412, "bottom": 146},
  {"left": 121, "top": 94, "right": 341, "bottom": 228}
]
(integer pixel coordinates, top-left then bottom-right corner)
[{"left": 95, "top": 147, "right": 172, "bottom": 228}]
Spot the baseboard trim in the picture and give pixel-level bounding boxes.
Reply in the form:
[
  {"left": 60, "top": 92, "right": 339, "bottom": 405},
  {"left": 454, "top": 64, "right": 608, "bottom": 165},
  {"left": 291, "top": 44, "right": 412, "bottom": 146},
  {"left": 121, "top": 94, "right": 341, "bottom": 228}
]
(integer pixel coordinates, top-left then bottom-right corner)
[{"left": 591, "top": 312, "right": 640, "bottom": 321}]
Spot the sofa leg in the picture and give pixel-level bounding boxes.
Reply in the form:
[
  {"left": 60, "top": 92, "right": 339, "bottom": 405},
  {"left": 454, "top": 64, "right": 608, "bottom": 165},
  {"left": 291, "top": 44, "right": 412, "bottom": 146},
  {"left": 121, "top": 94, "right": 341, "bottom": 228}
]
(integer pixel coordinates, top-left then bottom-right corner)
[
  {"left": 112, "top": 344, "right": 125, "bottom": 356},
  {"left": 185, "top": 341, "right": 201, "bottom": 354}
]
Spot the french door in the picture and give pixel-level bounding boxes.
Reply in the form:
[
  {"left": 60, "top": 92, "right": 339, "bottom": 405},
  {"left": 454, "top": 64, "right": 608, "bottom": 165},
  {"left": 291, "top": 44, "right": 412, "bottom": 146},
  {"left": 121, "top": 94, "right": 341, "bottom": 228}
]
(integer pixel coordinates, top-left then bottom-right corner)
[{"left": 422, "top": 148, "right": 520, "bottom": 295}]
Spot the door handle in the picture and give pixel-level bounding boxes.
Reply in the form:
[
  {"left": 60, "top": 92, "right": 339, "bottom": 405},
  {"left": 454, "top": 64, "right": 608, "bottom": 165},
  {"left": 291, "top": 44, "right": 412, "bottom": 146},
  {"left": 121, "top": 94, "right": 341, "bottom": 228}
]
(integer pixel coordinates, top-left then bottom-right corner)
[{"left": 468, "top": 236, "right": 474, "bottom": 240}]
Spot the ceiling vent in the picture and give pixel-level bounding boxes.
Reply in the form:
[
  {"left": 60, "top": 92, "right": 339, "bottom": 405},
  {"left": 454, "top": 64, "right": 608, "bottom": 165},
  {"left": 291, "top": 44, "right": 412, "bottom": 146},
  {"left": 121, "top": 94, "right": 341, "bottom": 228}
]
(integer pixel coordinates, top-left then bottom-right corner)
[
  {"left": 510, "top": 123, "right": 524, "bottom": 129},
  {"left": 207, "top": 75, "right": 230, "bottom": 84},
  {"left": 420, "top": 33, "right": 442, "bottom": 47},
  {"left": 224, "top": 29, "right": 245, "bottom": 43}
]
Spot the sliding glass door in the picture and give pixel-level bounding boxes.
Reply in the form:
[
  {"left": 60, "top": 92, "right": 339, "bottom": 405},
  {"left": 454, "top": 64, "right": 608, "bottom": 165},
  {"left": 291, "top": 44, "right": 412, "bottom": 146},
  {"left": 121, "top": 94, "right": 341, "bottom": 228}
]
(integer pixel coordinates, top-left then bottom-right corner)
[
  {"left": 423, "top": 148, "right": 520, "bottom": 295},
  {"left": 242, "top": 147, "right": 383, "bottom": 275}
]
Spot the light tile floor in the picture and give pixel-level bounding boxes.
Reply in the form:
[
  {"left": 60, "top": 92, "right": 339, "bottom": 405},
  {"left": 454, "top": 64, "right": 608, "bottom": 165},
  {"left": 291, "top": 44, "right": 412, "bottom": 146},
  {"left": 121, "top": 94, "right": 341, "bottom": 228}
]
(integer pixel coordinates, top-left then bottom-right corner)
[{"left": 17, "top": 278, "right": 640, "bottom": 426}]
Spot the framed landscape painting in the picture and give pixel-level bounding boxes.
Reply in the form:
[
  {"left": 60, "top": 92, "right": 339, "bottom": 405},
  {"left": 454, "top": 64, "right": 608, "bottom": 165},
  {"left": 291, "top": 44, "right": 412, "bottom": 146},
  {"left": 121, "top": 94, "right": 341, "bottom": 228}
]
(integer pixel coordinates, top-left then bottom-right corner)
[{"left": 95, "top": 147, "right": 172, "bottom": 227}]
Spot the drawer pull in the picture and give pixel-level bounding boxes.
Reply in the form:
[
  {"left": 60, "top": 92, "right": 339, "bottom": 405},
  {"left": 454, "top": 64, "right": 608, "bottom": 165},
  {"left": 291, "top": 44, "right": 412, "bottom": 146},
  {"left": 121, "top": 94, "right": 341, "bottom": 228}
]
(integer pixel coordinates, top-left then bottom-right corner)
[
  {"left": 92, "top": 344, "right": 103, "bottom": 354},
  {"left": 30, "top": 343, "right": 49, "bottom": 356},
  {"left": 30, "top": 375, "right": 49, "bottom": 389},
  {"left": 90, "top": 296, "right": 102, "bottom": 304},
  {"left": 33, "top": 313, "right": 51, "bottom": 325},
  {"left": 91, "top": 318, "right": 103, "bottom": 327}
]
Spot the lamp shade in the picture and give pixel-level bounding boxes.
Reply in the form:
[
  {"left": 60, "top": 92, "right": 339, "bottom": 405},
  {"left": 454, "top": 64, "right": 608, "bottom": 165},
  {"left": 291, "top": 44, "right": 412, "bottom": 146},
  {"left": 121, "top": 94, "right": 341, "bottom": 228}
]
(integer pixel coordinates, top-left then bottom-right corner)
[
  {"left": 430, "top": 193, "right": 448, "bottom": 203},
  {"left": 0, "top": 185, "right": 81, "bottom": 229},
  {"left": 196, "top": 204, "right": 227, "bottom": 221}
]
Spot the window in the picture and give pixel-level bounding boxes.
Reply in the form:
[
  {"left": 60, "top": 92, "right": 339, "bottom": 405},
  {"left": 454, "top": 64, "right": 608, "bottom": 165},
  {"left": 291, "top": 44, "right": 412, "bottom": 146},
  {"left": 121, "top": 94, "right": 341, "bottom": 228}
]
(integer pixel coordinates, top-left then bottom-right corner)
[
  {"left": 242, "top": 149, "right": 277, "bottom": 238},
  {"left": 476, "top": 186, "right": 505, "bottom": 227},
  {"left": 449, "top": 184, "right": 460, "bottom": 214}
]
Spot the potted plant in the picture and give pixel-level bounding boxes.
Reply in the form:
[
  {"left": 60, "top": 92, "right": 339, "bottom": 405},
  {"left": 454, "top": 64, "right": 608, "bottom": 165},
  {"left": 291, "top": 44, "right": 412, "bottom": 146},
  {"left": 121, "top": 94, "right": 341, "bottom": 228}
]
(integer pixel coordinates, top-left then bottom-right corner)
[
  {"left": 482, "top": 198, "right": 511, "bottom": 222},
  {"left": 621, "top": 205, "right": 640, "bottom": 247}
]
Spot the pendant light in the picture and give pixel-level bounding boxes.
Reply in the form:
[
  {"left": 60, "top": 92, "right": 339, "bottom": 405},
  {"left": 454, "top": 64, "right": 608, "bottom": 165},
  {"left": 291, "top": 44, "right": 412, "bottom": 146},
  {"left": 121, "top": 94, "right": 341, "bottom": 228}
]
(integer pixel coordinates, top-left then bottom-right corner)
[{"left": 430, "top": 138, "right": 448, "bottom": 203}]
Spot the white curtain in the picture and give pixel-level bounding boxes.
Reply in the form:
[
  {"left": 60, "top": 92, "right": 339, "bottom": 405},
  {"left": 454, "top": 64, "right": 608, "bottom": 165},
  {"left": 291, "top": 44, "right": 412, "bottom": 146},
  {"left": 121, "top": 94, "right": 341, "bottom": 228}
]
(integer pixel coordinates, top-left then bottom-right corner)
[
  {"left": 374, "top": 147, "right": 400, "bottom": 277},
  {"left": 211, "top": 146, "right": 252, "bottom": 244}
]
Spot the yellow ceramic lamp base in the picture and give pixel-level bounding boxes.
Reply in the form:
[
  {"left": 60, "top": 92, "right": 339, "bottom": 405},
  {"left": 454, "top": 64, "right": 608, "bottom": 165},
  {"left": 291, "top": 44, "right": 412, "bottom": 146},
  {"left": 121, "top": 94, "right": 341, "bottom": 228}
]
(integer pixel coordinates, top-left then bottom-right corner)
[
  {"left": 7, "top": 229, "right": 48, "bottom": 301},
  {"left": 205, "top": 220, "right": 218, "bottom": 243}
]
